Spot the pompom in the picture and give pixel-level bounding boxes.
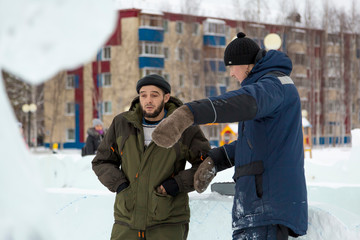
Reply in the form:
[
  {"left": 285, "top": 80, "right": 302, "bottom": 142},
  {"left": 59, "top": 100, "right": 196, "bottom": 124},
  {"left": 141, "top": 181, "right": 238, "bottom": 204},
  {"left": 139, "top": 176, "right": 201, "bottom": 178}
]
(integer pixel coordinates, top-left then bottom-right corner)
[{"left": 237, "top": 32, "right": 246, "bottom": 38}]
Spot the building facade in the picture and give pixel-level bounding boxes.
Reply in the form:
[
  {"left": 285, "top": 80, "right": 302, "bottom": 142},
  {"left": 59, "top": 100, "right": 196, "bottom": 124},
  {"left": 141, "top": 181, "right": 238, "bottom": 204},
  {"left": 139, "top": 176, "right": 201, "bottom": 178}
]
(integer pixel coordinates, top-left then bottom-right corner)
[{"left": 43, "top": 8, "right": 360, "bottom": 148}]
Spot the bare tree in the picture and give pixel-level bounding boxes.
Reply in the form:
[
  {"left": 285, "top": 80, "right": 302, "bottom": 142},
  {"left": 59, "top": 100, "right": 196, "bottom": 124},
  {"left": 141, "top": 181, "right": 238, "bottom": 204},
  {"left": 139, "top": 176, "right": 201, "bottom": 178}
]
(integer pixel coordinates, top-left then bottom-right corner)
[
  {"left": 44, "top": 71, "right": 66, "bottom": 149},
  {"left": 2, "top": 70, "right": 44, "bottom": 148},
  {"left": 2, "top": 70, "right": 31, "bottom": 122}
]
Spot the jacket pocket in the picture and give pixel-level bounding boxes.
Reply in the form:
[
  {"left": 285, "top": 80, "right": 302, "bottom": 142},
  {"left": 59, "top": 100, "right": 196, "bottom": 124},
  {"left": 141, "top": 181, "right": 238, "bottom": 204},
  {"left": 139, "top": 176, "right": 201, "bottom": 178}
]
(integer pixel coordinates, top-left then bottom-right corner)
[
  {"left": 232, "top": 161, "right": 264, "bottom": 218},
  {"left": 150, "top": 191, "right": 174, "bottom": 221},
  {"left": 115, "top": 186, "right": 134, "bottom": 220},
  {"left": 233, "top": 160, "right": 264, "bottom": 198}
]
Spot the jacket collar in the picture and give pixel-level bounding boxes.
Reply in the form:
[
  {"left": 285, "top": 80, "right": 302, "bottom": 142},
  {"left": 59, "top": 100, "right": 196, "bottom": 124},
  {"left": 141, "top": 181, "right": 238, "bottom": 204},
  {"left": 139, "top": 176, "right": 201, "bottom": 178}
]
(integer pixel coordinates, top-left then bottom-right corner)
[{"left": 241, "top": 50, "right": 293, "bottom": 87}]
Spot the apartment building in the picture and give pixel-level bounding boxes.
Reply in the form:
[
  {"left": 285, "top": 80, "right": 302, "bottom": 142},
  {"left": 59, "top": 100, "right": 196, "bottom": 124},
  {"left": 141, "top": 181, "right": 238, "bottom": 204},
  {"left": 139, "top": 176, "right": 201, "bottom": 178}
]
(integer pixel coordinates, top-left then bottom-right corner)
[{"left": 43, "top": 8, "right": 360, "bottom": 148}]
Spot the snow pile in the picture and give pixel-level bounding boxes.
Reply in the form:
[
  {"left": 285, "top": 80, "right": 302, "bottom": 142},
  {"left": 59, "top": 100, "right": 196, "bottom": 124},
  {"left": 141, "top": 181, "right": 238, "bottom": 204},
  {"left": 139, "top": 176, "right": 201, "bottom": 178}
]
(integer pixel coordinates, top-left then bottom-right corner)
[
  {"left": 26, "top": 147, "right": 360, "bottom": 240},
  {"left": 351, "top": 129, "right": 360, "bottom": 162},
  {"left": 0, "top": 0, "right": 116, "bottom": 238},
  {"left": 352, "top": 129, "right": 360, "bottom": 147}
]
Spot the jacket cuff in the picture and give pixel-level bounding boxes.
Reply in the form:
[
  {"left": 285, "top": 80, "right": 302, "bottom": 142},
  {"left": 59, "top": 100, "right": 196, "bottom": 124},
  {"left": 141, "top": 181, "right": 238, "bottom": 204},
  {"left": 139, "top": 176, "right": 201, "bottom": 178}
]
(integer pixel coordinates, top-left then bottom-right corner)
[
  {"left": 208, "top": 147, "right": 233, "bottom": 172},
  {"left": 116, "top": 181, "right": 129, "bottom": 193},
  {"left": 186, "top": 99, "right": 216, "bottom": 124}
]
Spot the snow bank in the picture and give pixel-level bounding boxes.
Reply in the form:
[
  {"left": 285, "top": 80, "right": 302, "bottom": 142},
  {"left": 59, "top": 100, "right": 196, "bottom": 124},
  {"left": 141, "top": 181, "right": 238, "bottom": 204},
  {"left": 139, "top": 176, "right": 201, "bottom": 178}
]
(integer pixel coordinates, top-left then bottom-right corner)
[
  {"left": 352, "top": 129, "right": 360, "bottom": 147},
  {"left": 29, "top": 147, "right": 360, "bottom": 239},
  {"left": 0, "top": 0, "right": 116, "bottom": 238}
]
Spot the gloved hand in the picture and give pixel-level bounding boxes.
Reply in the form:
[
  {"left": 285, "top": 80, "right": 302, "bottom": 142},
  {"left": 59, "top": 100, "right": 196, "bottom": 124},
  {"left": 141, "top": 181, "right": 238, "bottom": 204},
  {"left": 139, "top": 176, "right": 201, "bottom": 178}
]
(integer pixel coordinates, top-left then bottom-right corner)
[
  {"left": 152, "top": 105, "right": 194, "bottom": 148},
  {"left": 194, "top": 157, "right": 216, "bottom": 193},
  {"left": 156, "top": 178, "right": 179, "bottom": 197}
]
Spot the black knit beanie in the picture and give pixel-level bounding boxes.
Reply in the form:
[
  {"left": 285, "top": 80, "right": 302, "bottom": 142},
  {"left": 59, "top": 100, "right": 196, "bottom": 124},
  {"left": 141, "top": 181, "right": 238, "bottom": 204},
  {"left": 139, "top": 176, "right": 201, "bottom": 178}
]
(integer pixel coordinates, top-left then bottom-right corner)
[
  {"left": 224, "top": 32, "right": 260, "bottom": 66},
  {"left": 136, "top": 74, "right": 171, "bottom": 94}
]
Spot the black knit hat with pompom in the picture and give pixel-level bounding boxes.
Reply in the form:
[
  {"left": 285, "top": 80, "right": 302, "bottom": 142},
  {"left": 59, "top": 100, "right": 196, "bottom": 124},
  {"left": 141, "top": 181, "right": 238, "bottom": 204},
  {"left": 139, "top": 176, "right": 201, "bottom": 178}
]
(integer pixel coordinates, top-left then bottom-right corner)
[{"left": 224, "top": 32, "right": 260, "bottom": 66}]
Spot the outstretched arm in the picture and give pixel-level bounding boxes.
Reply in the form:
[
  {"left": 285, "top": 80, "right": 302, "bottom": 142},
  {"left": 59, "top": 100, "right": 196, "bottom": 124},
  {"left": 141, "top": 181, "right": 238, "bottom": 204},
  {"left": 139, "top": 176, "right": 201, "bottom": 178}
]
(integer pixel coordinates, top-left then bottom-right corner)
[{"left": 152, "top": 76, "right": 284, "bottom": 148}]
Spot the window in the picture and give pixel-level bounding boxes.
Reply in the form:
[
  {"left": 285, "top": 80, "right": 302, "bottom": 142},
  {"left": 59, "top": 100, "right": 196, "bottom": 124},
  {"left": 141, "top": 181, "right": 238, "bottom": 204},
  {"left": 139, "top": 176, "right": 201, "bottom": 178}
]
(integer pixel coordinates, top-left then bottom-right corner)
[
  {"left": 327, "top": 101, "right": 340, "bottom": 113},
  {"left": 139, "top": 42, "right": 163, "bottom": 56},
  {"left": 315, "top": 33, "right": 321, "bottom": 46},
  {"left": 205, "top": 85, "right": 217, "bottom": 97},
  {"left": 247, "top": 25, "right": 266, "bottom": 38},
  {"left": 327, "top": 77, "right": 340, "bottom": 89},
  {"left": 163, "top": 19, "right": 168, "bottom": 32},
  {"left": 294, "top": 75, "right": 308, "bottom": 88},
  {"left": 294, "top": 31, "right": 305, "bottom": 42},
  {"left": 66, "top": 74, "right": 75, "bottom": 89},
  {"left": 176, "top": 21, "right": 183, "bottom": 34},
  {"left": 179, "top": 74, "right": 184, "bottom": 87},
  {"left": 193, "top": 74, "right": 200, "bottom": 87},
  {"left": 101, "top": 73, "right": 111, "bottom": 87},
  {"left": 225, "top": 25, "right": 231, "bottom": 38},
  {"left": 140, "top": 15, "right": 163, "bottom": 28},
  {"left": 204, "top": 22, "right": 225, "bottom": 35},
  {"left": 142, "top": 68, "right": 163, "bottom": 78},
  {"left": 218, "top": 85, "right": 227, "bottom": 95},
  {"left": 327, "top": 56, "right": 340, "bottom": 69},
  {"left": 301, "top": 100, "right": 309, "bottom": 111},
  {"left": 207, "top": 125, "right": 219, "bottom": 138},
  {"left": 225, "top": 77, "right": 230, "bottom": 87},
  {"left": 328, "top": 34, "right": 340, "bottom": 45},
  {"left": 192, "top": 49, "right": 200, "bottom": 62},
  {"left": 177, "top": 48, "right": 184, "bottom": 61},
  {"left": 293, "top": 53, "right": 306, "bottom": 65},
  {"left": 192, "top": 23, "right": 199, "bottom": 35},
  {"left": 102, "top": 46, "right": 111, "bottom": 60},
  {"left": 164, "top": 47, "right": 169, "bottom": 59},
  {"left": 103, "top": 101, "right": 112, "bottom": 115},
  {"left": 357, "top": 36, "right": 360, "bottom": 59},
  {"left": 65, "top": 102, "right": 75, "bottom": 115},
  {"left": 66, "top": 128, "right": 75, "bottom": 142}
]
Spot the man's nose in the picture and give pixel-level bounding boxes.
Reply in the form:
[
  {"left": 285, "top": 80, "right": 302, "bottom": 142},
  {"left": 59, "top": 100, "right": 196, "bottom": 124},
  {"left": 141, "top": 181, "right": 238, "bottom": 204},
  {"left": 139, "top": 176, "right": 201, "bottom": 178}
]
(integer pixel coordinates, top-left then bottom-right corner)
[{"left": 145, "top": 97, "right": 153, "bottom": 104}]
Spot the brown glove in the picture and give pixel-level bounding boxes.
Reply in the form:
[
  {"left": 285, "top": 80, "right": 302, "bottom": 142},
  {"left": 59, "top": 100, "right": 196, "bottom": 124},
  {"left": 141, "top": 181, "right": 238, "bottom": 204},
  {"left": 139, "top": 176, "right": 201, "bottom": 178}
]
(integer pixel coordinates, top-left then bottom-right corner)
[
  {"left": 194, "top": 156, "right": 216, "bottom": 193},
  {"left": 152, "top": 105, "right": 194, "bottom": 148}
]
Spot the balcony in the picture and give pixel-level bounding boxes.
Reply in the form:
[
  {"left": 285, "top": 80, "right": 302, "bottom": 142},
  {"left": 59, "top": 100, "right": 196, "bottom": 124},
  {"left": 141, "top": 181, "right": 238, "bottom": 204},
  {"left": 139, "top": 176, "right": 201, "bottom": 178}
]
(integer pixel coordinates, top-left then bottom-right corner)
[
  {"left": 138, "top": 28, "right": 164, "bottom": 42},
  {"left": 203, "top": 35, "right": 226, "bottom": 47},
  {"left": 139, "top": 56, "right": 164, "bottom": 69}
]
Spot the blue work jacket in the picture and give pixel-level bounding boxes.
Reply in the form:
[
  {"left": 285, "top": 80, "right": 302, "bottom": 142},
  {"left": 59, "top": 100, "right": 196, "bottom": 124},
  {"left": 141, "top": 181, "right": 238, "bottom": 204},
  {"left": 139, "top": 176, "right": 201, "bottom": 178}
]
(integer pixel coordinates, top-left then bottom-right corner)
[{"left": 186, "top": 50, "right": 308, "bottom": 236}]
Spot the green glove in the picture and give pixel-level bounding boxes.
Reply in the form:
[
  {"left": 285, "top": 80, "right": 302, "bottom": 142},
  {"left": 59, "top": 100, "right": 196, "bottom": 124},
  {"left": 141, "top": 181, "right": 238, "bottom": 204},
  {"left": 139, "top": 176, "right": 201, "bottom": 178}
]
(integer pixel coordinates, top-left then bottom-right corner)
[
  {"left": 152, "top": 105, "right": 194, "bottom": 148},
  {"left": 194, "top": 156, "right": 216, "bottom": 193}
]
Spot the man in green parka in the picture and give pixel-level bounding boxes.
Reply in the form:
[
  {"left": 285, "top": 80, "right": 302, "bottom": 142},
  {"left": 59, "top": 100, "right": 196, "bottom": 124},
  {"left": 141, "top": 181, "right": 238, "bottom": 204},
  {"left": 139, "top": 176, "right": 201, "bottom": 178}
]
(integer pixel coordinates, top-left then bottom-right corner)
[{"left": 92, "top": 74, "right": 210, "bottom": 240}]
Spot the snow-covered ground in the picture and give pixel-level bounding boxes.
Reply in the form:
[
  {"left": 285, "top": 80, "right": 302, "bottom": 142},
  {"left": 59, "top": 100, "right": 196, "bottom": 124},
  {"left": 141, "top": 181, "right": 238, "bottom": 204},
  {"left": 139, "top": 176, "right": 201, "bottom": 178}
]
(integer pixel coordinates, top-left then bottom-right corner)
[{"left": 26, "top": 143, "right": 360, "bottom": 240}]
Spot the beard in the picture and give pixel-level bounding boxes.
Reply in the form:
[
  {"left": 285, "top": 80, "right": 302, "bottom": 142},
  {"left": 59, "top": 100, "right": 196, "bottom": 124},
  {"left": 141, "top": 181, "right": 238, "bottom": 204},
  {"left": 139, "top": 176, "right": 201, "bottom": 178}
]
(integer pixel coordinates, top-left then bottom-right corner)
[{"left": 141, "top": 101, "right": 165, "bottom": 119}]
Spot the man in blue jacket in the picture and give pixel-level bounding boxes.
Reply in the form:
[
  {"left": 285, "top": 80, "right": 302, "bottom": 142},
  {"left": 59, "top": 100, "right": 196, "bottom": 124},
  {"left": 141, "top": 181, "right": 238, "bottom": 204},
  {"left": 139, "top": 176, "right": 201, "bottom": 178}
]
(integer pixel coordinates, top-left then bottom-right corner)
[{"left": 152, "top": 32, "right": 308, "bottom": 239}]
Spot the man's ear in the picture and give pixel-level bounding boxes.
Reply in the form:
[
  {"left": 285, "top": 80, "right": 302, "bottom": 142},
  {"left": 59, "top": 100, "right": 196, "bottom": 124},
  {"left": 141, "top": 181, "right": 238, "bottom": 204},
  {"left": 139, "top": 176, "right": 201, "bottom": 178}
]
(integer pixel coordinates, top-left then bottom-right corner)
[{"left": 164, "top": 93, "right": 170, "bottom": 103}]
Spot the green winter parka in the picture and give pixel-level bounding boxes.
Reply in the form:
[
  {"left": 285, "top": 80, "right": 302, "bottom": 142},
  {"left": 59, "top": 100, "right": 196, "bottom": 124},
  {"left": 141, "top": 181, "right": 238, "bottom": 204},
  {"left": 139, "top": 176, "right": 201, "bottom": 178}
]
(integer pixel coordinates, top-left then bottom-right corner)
[{"left": 92, "top": 96, "right": 210, "bottom": 230}]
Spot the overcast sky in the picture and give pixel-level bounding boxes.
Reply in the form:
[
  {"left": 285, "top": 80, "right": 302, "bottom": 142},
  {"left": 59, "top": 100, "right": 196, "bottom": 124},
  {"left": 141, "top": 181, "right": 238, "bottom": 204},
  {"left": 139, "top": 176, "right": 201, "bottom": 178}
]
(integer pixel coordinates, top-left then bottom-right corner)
[{"left": 115, "top": 0, "right": 359, "bottom": 26}]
